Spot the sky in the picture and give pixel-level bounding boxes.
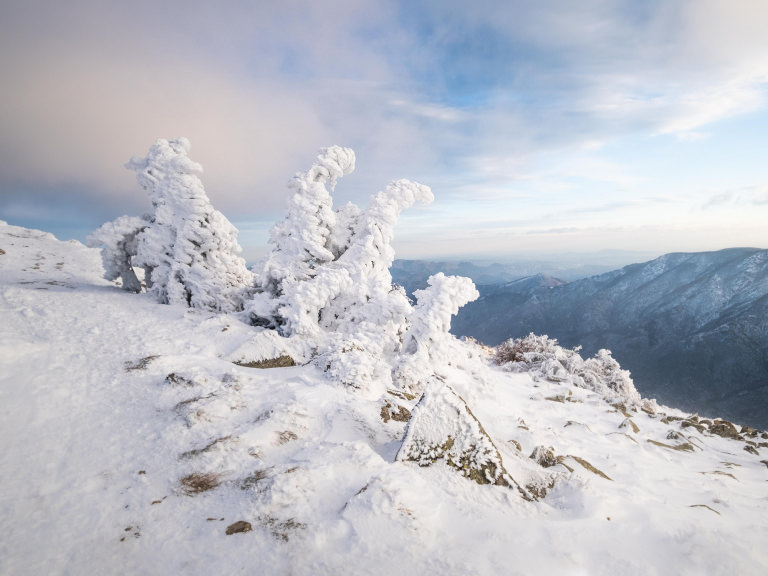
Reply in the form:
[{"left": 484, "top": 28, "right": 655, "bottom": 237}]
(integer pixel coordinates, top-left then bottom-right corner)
[{"left": 1, "top": 0, "right": 767, "bottom": 263}]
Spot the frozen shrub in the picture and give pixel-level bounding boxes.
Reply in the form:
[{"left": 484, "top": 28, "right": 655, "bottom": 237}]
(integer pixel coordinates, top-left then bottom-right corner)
[
  {"left": 494, "top": 333, "right": 561, "bottom": 365},
  {"left": 495, "top": 333, "right": 642, "bottom": 405}
]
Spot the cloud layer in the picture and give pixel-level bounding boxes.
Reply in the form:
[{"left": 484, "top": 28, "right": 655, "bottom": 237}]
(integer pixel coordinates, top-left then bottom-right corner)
[{"left": 1, "top": 0, "right": 767, "bottom": 259}]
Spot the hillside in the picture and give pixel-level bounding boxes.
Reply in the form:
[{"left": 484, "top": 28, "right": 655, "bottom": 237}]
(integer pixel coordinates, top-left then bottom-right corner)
[
  {"left": 453, "top": 249, "right": 768, "bottom": 429},
  {"left": 2, "top": 221, "right": 768, "bottom": 574}
]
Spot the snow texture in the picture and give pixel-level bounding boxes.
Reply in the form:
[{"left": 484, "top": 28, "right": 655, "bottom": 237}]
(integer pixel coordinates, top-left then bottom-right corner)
[{"left": 3, "top": 220, "right": 768, "bottom": 575}]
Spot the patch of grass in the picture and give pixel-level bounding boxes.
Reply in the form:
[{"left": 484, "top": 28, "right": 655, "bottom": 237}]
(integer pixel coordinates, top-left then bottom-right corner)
[
  {"left": 689, "top": 504, "right": 720, "bottom": 515},
  {"left": 612, "top": 402, "right": 633, "bottom": 418},
  {"left": 179, "top": 436, "right": 233, "bottom": 460},
  {"left": 173, "top": 394, "right": 214, "bottom": 413},
  {"left": 387, "top": 389, "right": 418, "bottom": 401},
  {"left": 179, "top": 471, "right": 224, "bottom": 495},
  {"left": 555, "top": 455, "right": 575, "bottom": 472},
  {"left": 619, "top": 418, "right": 640, "bottom": 433},
  {"left": 607, "top": 432, "right": 638, "bottom": 444},
  {"left": 699, "top": 470, "right": 738, "bottom": 480},
  {"left": 124, "top": 355, "right": 159, "bottom": 371},
  {"left": 164, "top": 373, "right": 195, "bottom": 386},
  {"left": 240, "top": 469, "right": 270, "bottom": 491},
  {"left": 275, "top": 430, "right": 298, "bottom": 445},
  {"left": 570, "top": 455, "right": 612, "bottom": 481},
  {"left": 647, "top": 439, "right": 695, "bottom": 452},
  {"left": 545, "top": 394, "right": 581, "bottom": 403},
  {"left": 260, "top": 516, "right": 306, "bottom": 542},
  {"left": 564, "top": 420, "right": 592, "bottom": 431},
  {"left": 234, "top": 355, "right": 295, "bottom": 369}
]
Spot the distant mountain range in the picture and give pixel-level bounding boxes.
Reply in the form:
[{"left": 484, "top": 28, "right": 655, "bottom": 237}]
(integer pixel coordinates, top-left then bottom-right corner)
[
  {"left": 451, "top": 248, "right": 768, "bottom": 429},
  {"left": 391, "top": 258, "right": 624, "bottom": 297}
]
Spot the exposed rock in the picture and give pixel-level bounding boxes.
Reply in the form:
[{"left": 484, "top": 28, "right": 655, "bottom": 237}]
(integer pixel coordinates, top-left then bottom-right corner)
[
  {"left": 681, "top": 419, "right": 707, "bottom": 434},
  {"left": 380, "top": 401, "right": 411, "bottom": 423},
  {"left": 225, "top": 521, "right": 252, "bottom": 535},
  {"left": 740, "top": 426, "right": 759, "bottom": 438},
  {"left": 660, "top": 415, "right": 683, "bottom": 424},
  {"left": 397, "top": 379, "right": 515, "bottom": 490},
  {"left": 530, "top": 446, "right": 558, "bottom": 468},
  {"left": 744, "top": 445, "right": 760, "bottom": 456},
  {"left": 709, "top": 419, "right": 742, "bottom": 440}
]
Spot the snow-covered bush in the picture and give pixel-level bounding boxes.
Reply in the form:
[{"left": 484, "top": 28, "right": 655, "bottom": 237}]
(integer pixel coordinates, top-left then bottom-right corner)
[
  {"left": 89, "top": 138, "right": 253, "bottom": 312},
  {"left": 494, "top": 333, "right": 642, "bottom": 405}
]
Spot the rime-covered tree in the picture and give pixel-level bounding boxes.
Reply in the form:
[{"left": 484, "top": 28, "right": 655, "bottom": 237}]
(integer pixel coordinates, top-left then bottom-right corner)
[
  {"left": 247, "top": 146, "right": 355, "bottom": 326},
  {"left": 309, "top": 179, "right": 434, "bottom": 393},
  {"left": 395, "top": 273, "right": 480, "bottom": 393},
  {"left": 90, "top": 137, "right": 253, "bottom": 312},
  {"left": 87, "top": 215, "right": 148, "bottom": 293}
]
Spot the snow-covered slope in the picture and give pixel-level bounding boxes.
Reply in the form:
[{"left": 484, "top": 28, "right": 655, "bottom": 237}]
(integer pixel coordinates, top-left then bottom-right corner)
[{"left": 2, "top": 221, "right": 768, "bottom": 575}]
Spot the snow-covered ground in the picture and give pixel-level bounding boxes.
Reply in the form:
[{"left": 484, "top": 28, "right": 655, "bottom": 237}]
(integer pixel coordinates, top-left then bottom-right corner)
[{"left": 1, "top": 220, "right": 767, "bottom": 575}]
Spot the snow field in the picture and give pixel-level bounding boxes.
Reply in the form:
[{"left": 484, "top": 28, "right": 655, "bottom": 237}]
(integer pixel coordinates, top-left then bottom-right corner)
[{"left": 2, "top": 222, "right": 768, "bottom": 575}]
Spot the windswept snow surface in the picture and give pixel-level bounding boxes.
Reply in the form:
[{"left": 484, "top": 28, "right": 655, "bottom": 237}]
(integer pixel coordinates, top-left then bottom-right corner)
[{"left": 1, "top": 220, "right": 768, "bottom": 575}]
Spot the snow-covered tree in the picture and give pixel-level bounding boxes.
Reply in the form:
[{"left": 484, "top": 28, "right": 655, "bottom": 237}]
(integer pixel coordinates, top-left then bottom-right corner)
[
  {"left": 395, "top": 273, "right": 480, "bottom": 394},
  {"left": 90, "top": 138, "right": 253, "bottom": 312},
  {"left": 247, "top": 146, "right": 355, "bottom": 327},
  {"left": 248, "top": 147, "right": 434, "bottom": 343},
  {"left": 246, "top": 145, "right": 473, "bottom": 397},
  {"left": 87, "top": 215, "right": 148, "bottom": 293}
]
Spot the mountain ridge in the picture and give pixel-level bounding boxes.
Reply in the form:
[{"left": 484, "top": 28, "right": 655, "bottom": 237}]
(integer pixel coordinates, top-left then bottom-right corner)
[{"left": 453, "top": 247, "right": 768, "bottom": 428}]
